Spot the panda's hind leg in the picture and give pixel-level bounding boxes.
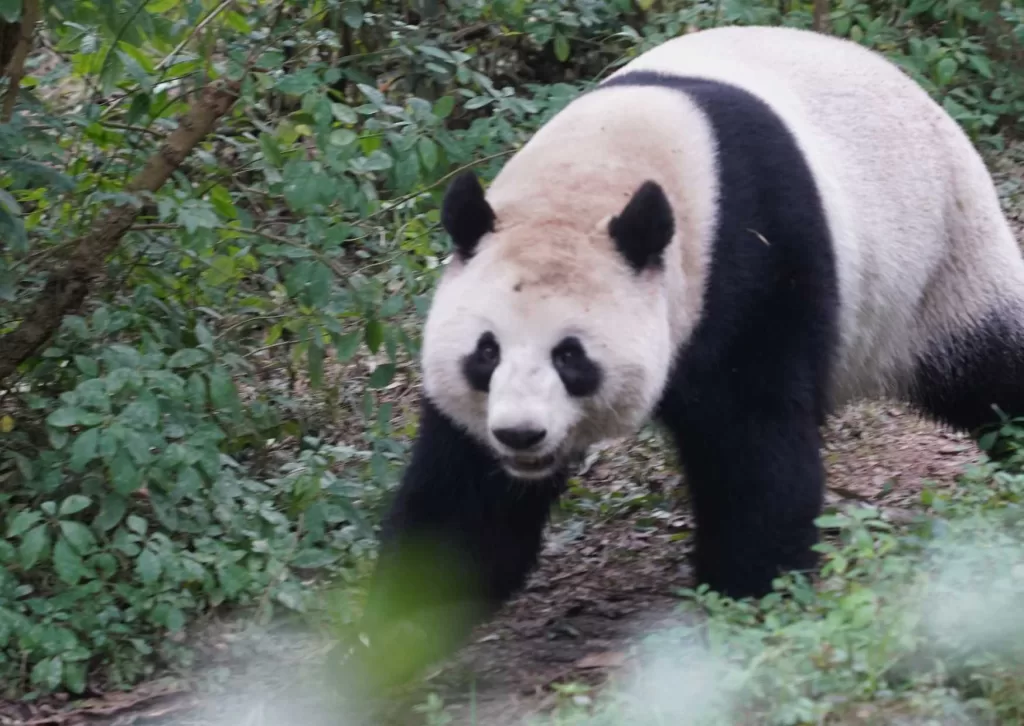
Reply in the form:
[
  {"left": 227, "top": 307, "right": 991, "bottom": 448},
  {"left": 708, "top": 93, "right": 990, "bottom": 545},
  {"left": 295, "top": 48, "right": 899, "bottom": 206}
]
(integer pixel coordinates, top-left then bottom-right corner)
[{"left": 909, "top": 308, "right": 1024, "bottom": 451}]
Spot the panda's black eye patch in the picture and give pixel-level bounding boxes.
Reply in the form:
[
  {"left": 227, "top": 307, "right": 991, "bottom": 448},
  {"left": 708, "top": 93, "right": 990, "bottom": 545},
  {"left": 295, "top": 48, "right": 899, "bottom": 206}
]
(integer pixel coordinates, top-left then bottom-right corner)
[
  {"left": 462, "top": 331, "right": 500, "bottom": 392},
  {"left": 552, "top": 336, "right": 602, "bottom": 397}
]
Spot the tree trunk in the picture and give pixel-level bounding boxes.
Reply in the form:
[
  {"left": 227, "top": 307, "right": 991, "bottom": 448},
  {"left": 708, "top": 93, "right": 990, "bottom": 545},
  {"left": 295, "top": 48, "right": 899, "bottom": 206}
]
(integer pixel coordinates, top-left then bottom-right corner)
[
  {"left": 1, "top": 0, "right": 41, "bottom": 122},
  {"left": 0, "top": 81, "right": 242, "bottom": 384},
  {"left": 812, "top": 0, "right": 829, "bottom": 33}
]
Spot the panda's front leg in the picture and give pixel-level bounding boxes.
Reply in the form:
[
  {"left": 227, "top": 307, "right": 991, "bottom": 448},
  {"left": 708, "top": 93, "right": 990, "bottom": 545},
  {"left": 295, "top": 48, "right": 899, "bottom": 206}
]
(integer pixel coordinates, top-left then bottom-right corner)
[
  {"left": 353, "top": 397, "right": 566, "bottom": 687},
  {"left": 661, "top": 389, "right": 826, "bottom": 600}
]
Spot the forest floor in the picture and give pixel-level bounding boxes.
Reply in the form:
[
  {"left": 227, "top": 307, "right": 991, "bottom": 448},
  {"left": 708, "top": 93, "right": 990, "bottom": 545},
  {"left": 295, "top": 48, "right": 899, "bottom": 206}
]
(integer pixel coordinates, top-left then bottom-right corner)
[
  {"left": 140, "top": 402, "right": 978, "bottom": 726},
  {"left": 15, "top": 148, "right": 1024, "bottom": 726}
]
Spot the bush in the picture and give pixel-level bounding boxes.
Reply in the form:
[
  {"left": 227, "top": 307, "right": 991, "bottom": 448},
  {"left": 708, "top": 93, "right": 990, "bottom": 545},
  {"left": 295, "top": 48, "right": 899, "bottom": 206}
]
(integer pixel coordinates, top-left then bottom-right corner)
[{"left": 535, "top": 437, "right": 1024, "bottom": 726}]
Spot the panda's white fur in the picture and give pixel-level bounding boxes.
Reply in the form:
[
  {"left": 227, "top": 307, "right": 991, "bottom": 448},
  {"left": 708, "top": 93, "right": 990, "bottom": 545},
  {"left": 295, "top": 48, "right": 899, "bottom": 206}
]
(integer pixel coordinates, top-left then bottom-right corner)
[
  {"left": 422, "top": 24, "right": 1024, "bottom": 480},
  {"left": 358, "top": 27, "right": 1024, "bottom": 679}
]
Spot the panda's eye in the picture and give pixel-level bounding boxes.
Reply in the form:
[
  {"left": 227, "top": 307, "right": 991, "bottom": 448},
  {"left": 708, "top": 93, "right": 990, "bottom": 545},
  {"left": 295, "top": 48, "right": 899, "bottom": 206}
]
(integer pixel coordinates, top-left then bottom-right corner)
[
  {"left": 552, "top": 336, "right": 602, "bottom": 397},
  {"left": 462, "top": 331, "right": 500, "bottom": 392},
  {"left": 553, "top": 343, "right": 580, "bottom": 368},
  {"left": 477, "top": 336, "right": 499, "bottom": 365}
]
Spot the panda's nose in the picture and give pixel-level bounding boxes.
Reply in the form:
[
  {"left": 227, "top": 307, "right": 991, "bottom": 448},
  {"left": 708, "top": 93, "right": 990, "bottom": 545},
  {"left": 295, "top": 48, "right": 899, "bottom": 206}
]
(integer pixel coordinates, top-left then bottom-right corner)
[{"left": 492, "top": 427, "right": 547, "bottom": 451}]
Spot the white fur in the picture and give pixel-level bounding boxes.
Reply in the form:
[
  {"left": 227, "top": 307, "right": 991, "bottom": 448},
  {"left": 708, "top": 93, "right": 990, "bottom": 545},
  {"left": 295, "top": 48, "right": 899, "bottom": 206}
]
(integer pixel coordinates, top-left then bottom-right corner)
[{"left": 422, "top": 25, "right": 1024, "bottom": 478}]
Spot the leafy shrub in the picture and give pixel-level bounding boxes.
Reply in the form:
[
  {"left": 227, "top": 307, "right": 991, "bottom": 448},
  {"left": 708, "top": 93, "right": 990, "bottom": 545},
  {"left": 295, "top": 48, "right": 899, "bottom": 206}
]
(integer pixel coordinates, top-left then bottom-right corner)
[{"left": 536, "top": 445, "right": 1024, "bottom": 726}]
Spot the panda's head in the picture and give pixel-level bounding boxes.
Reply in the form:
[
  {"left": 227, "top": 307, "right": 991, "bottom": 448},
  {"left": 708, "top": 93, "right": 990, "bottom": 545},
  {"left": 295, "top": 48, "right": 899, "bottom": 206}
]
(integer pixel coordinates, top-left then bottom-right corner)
[{"left": 421, "top": 171, "right": 678, "bottom": 481}]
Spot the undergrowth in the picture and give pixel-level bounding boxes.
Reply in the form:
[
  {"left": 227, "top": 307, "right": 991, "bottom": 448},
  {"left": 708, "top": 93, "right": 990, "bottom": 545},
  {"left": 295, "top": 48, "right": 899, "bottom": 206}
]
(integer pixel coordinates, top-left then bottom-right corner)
[{"left": 516, "top": 424, "right": 1024, "bottom": 726}]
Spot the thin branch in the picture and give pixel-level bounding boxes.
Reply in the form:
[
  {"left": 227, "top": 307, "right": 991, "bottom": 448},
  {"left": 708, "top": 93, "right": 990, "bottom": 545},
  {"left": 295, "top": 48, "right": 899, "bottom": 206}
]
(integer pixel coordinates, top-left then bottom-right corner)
[
  {"left": 1, "top": 0, "right": 41, "bottom": 122},
  {"left": 157, "top": 0, "right": 235, "bottom": 70},
  {"left": 0, "top": 80, "right": 243, "bottom": 382},
  {"left": 363, "top": 149, "right": 516, "bottom": 223}
]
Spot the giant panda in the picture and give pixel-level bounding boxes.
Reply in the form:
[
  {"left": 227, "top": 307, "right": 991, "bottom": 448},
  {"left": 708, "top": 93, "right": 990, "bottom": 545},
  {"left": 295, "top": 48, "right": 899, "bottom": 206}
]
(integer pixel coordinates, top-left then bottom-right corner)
[{"left": 353, "top": 25, "right": 1024, "bottom": 685}]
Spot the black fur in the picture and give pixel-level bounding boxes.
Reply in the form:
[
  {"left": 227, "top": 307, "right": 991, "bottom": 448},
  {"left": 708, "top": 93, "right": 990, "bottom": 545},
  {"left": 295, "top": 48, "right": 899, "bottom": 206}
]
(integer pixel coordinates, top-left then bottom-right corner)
[
  {"left": 357, "top": 398, "right": 566, "bottom": 687},
  {"left": 441, "top": 171, "right": 495, "bottom": 258},
  {"left": 608, "top": 180, "right": 675, "bottom": 272},
  {"left": 911, "top": 312, "right": 1024, "bottom": 438},
  {"left": 603, "top": 72, "right": 839, "bottom": 598},
  {"left": 358, "top": 73, "right": 840, "bottom": 685},
  {"left": 552, "top": 336, "right": 603, "bottom": 397},
  {"left": 462, "top": 330, "right": 500, "bottom": 392}
]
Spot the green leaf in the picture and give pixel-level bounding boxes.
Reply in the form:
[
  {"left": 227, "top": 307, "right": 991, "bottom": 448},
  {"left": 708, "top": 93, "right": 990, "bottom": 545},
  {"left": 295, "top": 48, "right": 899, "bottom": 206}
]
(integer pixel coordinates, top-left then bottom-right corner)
[
  {"left": 260, "top": 133, "right": 284, "bottom": 167},
  {"left": 31, "top": 656, "right": 62, "bottom": 692},
  {"left": 208, "top": 367, "right": 240, "bottom": 415},
  {"left": 464, "top": 95, "right": 492, "bottom": 110},
  {"left": 121, "top": 397, "right": 160, "bottom": 429},
  {"left": 368, "top": 364, "right": 396, "bottom": 389},
  {"left": 291, "top": 548, "right": 339, "bottom": 569},
  {"left": 149, "top": 491, "right": 180, "bottom": 532},
  {"left": 20, "top": 524, "right": 50, "bottom": 569},
  {"left": 58, "top": 495, "right": 92, "bottom": 517},
  {"left": 147, "top": 0, "right": 180, "bottom": 12},
  {"left": 342, "top": 1, "right": 364, "bottom": 28},
  {"left": 218, "top": 563, "right": 249, "bottom": 596},
  {"left": 364, "top": 320, "right": 383, "bottom": 353},
  {"left": 53, "top": 537, "right": 88, "bottom": 585},
  {"left": 418, "top": 137, "right": 439, "bottom": 171},
  {"left": 69, "top": 428, "right": 100, "bottom": 472},
  {"left": 110, "top": 451, "right": 141, "bottom": 495},
  {"left": 331, "top": 103, "right": 358, "bottom": 124},
  {"left": 335, "top": 331, "right": 361, "bottom": 361},
  {"left": 98, "top": 430, "right": 119, "bottom": 462},
  {"left": 978, "top": 431, "right": 999, "bottom": 451},
  {"left": 308, "top": 341, "right": 325, "bottom": 389},
  {"left": 167, "top": 348, "right": 207, "bottom": 369},
  {"left": 936, "top": 56, "right": 958, "bottom": 86},
  {"left": 94, "top": 494, "right": 128, "bottom": 531},
  {"left": 63, "top": 662, "right": 87, "bottom": 695},
  {"left": 125, "top": 93, "right": 150, "bottom": 125},
  {"left": 59, "top": 521, "right": 97, "bottom": 554},
  {"left": 554, "top": 34, "right": 570, "bottom": 63},
  {"left": 8, "top": 510, "right": 41, "bottom": 537},
  {"left": 966, "top": 53, "right": 993, "bottom": 79},
  {"left": 0, "top": 0, "right": 22, "bottom": 23},
  {"left": 164, "top": 605, "right": 185, "bottom": 632},
  {"left": 47, "top": 407, "right": 86, "bottom": 428},
  {"left": 136, "top": 548, "right": 162, "bottom": 585},
  {"left": 433, "top": 96, "right": 455, "bottom": 119},
  {"left": 814, "top": 514, "right": 848, "bottom": 530},
  {"left": 307, "top": 262, "right": 332, "bottom": 307},
  {"left": 224, "top": 10, "right": 250, "bottom": 33},
  {"left": 330, "top": 129, "right": 358, "bottom": 147},
  {"left": 74, "top": 355, "right": 99, "bottom": 377},
  {"left": 127, "top": 515, "right": 148, "bottom": 536},
  {"left": 380, "top": 294, "right": 405, "bottom": 318}
]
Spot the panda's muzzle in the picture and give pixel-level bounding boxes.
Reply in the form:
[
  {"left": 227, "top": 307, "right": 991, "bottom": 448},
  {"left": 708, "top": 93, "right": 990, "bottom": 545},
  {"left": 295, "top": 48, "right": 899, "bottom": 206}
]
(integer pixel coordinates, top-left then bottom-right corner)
[
  {"left": 492, "top": 426, "right": 547, "bottom": 450},
  {"left": 501, "top": 451, "right": 558, "bottom": 474},
  {"left": 491, "top": 427, "right": 562, "bottom": 478}
]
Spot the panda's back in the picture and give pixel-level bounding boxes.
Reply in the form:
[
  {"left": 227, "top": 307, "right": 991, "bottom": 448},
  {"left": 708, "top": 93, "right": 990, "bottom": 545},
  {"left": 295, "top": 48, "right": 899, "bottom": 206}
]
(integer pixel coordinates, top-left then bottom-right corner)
[{"left": 600, "top": 25, "right": 1024, "bottom": 404}]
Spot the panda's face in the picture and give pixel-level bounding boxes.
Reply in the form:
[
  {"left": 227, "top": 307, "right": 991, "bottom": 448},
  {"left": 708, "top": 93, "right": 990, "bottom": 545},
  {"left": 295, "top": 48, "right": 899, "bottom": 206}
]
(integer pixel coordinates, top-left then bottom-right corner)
[{"left": 421, "top": 228, "right": 675, "bottom": 481}]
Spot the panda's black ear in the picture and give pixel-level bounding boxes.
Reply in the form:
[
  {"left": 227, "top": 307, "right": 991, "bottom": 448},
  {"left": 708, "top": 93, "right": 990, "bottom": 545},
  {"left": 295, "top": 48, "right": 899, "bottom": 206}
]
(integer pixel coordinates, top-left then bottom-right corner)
[
  {"left": 441, "top": 171, "right": 496, "bottom": 259},
  {"left": 608, "top": 180, "right": 675, "bottom": 273}
]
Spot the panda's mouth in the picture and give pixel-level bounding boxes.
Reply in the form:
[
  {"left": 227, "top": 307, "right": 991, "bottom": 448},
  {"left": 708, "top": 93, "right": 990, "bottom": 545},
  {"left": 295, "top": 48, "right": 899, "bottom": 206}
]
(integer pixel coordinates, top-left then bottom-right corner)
[{"left": 500, "top": 452, "right": 561, "bottom": 480}]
